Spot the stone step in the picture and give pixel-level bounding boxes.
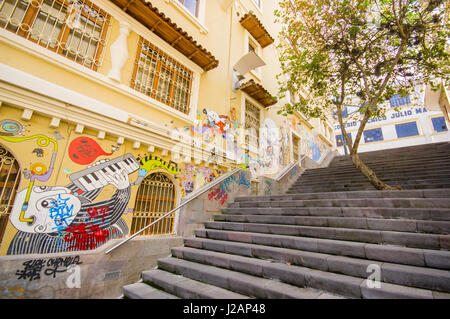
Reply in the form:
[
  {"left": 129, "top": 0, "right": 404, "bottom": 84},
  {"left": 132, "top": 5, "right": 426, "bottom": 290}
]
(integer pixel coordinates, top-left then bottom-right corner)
[
  {"left": 333, "top": 147, "right": 450, "bottom": 157},
  {"left": 229, "top": 198, "right": 450, "bottom": 209},
  {"left": 194, "top": 229, "right": 450, "bottom": 270},
  {"left": 169, "top": 246, "right": 444, "bottom": 298},
  {"left": 291, "top": 177, "right": 450, "bottom": 186},
  {"left": 139, "top": 269, "right": 250, "bottom": 299},
  {"left": 331, "top": 151, "right": 450, "bottom": 162},
  {"left": 221, "top": 207, "right": 450, "bottom": 221},
  {"left": 306, "top": 163, "right": 450, "bottom": 176},
  {"left": 288, "top": 186, "right": 450, "bottom": 194},
  {"left": 329, "top": 150, "right": 450, "bottom": 166},
  {"left": 122, "top": 282, "right": 180, "bottom": 299},
  {"left": 293, "top": 176, "right": 450, "bottom": 186},
  {"left": 300, "top": 167, "right": 450, "bottom": 179},
  {"left": 329, "top": 158, "right": 450, "bottom": 169},
  {"left": 179, "top": 241, "right": 450, "bottom": 293},
  {"left": 288, "top": 184, "right": 450, "bottom": 193},
  {"left": 329, "top": 157, "right": 450, "bottom": 168},
  {"left": 291, "top": 177, "right": 450, "bottom": 185},
  {"left": 235, "top": 189, "right": 450, "bottom": 202},
  {"left": 204, "top": 221, "right": 447, "bottom": 250},
  {"left": 157, "top": 257, "right": 343, "bottom": 299},
  {"left": 213, "top": 215, "right": 450, "bottom": 235},
  {"left": 302, "top": 162, "right": 450, "bottom": 172}
]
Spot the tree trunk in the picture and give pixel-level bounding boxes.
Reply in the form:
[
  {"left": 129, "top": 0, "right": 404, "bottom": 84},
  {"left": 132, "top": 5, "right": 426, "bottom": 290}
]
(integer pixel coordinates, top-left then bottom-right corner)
[{"left": 350, "top": 152, "right": 399, "bottom": 190}]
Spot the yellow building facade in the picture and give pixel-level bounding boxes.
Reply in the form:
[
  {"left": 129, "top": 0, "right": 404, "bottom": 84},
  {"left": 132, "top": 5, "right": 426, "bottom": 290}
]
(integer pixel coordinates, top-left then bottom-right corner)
[{"left": 0, "top": 0, "right": 335, "bottom": 256}]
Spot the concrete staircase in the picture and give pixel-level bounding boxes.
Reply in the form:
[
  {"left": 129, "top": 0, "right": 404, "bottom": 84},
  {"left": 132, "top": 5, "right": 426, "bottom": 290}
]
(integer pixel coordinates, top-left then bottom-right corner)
[{"left": 123, "top": 142, "right": 450, "bottom": 299}]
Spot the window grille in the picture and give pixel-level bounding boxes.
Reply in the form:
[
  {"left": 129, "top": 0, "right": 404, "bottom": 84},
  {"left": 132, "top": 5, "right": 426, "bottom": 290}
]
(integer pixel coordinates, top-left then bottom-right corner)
[
  {"left": 131, "top": 37, "right": 193, "bottom": 115},
  {"left": 245, "top": 99, "right": 261, "bottom": 147},
  {"left": 0, "top": 0, "right": 110, "bottom": 70},
  {"left": 130, "top": 173, "right": 176, "bottom": 236},
  {"left": 390, "top": 94, "right": 411, "bottom": 108},
  {"left": 0, "top": 145, "right": 21, "bottom": 248}
]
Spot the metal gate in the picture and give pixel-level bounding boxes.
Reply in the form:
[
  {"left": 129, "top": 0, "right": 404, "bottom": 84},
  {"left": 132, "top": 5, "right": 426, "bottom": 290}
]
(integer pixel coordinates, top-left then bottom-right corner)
[
  {"left": 130, "top": 172, "right": 176, "bottom": 236},
  {"left": 0, "top": 145, "right": 21, "bottom": 247}
]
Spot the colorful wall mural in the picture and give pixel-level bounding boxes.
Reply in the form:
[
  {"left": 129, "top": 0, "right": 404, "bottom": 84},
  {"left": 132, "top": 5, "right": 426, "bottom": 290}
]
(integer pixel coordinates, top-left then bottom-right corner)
[
  {"left": 0, "top": 104, "right": 333, "bottom": 256},
  {"left": 0, "top": 116, "right": 229, "bottom": 256},
  {"left": 297, "top": 123, "right": 329, "bottom": 163}
]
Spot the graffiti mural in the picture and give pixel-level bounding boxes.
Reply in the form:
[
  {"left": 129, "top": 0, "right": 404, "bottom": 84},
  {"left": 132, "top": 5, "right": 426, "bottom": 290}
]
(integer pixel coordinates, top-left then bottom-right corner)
[
  {"left": 0, "top": 119, "right": 27, "bottom": 136},
  {"left": 207, "top": 172, "right": 250, "bottom": 205},
  {"left": 0, "top": 123, "right": 143, "bottom": 255},
  {"left": 132, "top": 154, "right": 226, "bottom": 197},
  {"left": 264, "top": 179, "right": 273, "bottom": 195},
  {"left": 0, "top": 104, "right": 334, "bottom": 256},
  {"left": 7, "top": 152, "right": 139, "bottom": 255},
  {"left": 202, "top": 108, "right": 231, "bottom": 137}
]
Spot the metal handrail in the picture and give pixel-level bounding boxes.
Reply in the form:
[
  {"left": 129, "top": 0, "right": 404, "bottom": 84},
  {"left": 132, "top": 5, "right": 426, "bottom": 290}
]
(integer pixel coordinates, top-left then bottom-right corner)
[
  {"left": 274, "top": 155, "right": 306, "bottom": 182},
  {"left": 104, "top": 167, "right": 243, "bottom": 254},
  {"left": 274, "top": 162, "right": 296, "bottom": 181}
]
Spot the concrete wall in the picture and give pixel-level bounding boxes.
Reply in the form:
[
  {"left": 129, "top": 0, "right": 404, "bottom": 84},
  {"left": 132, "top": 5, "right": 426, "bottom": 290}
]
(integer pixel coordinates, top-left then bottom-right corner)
[
  {"left": 0, "top": 235, "right": 183, "bottom": 299},
  {"left": 177, "top": 169, "right": 252, "bottom": 237},
  {"left": 251, "top": 162, "right": 303, "bottom": 196}
]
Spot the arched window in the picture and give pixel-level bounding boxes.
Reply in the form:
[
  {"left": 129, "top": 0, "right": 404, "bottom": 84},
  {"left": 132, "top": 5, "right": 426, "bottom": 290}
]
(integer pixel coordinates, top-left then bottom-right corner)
[
  {"left": 0, "top": 145, "right": 21, "bottom": 248},
  {"left": 130, "top": 172, "right": 176, "bottom": 236}
]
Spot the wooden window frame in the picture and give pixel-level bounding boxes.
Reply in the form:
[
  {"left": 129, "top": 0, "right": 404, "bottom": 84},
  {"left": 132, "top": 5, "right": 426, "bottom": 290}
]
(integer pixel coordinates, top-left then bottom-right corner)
[
  {"left": 1, "top": 0, "right": 110, "bottom": 71},
  {"left": 178, "top": 0, "right": 200, "bottom": 18},
  {"left": 131, "top": 37, "right": 193, "bottom": 115}
]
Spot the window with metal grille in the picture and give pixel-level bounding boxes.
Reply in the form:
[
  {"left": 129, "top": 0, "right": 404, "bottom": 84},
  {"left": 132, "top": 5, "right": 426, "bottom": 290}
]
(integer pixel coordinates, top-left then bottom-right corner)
[
  {"left": 0, "top": 145, "right": 21, "bottom": 248},
  {"left": 0, "top": 0, "right": 110, "bottom": 71},
  {"left": 244, "top": 99, "right": 260, "bottom": 148},
  {"left": 248, "top": 41, "right": 256, "bottom": 53},
  {"left": 130, "top": 173, "right": 176, "bottom": 236},
  {"left": 131, "top": 37, "right": 193, "bottom": 115},
  {"left": 390, "top": 94, "right": 411, "bottom": 108}
]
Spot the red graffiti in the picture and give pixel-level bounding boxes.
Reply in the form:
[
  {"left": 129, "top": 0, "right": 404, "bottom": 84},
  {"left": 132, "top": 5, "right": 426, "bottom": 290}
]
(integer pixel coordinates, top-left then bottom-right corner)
[
  {"left": 63, "top": 223, "right": 109, "bottom": 251},
  {"left": 68, "top": 137, "right": 112, "bottom": 165},
  {"left": 87, "top": 206, "right": 110, "bottom": 224},
  {"left": 208, "top": 187, "right": 228, "bottom": 205}
]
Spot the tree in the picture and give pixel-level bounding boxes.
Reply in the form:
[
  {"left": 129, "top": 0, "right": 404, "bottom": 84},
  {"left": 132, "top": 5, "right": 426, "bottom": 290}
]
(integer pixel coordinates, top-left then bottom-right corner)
[{"left": 275, "top": 0, "right": 450, "bottom": 190}]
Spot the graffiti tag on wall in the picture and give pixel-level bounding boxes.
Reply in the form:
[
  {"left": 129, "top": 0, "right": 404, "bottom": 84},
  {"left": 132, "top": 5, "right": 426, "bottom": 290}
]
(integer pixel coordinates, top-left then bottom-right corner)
[{"left": 15, "top": 256, "right": 82, "bottom": 281}]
